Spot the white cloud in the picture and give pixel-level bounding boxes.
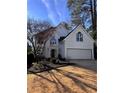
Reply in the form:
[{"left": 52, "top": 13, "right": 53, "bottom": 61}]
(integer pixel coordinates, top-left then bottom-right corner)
[
  {"left": 40, "top": 0, "right": 70, "bottom": 25},
  {"left": 54, "top": 0, "right": 62, "bottom": 21},
  {"left": 41, "top": 0, "right": 57, "bottom": 24}
]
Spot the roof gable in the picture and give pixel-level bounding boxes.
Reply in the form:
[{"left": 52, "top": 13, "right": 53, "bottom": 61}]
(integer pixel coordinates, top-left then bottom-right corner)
[
  {"left": 79, "top": 25, "right": 95, "bottom": 42},
  {"left": 60, "top": 24, "right": 95, "bottom": 42}
]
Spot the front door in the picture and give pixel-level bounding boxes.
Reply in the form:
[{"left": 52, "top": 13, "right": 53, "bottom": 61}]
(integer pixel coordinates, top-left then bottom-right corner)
[{"left": 51, "top": 49, "right": 55, "bottom": 58}]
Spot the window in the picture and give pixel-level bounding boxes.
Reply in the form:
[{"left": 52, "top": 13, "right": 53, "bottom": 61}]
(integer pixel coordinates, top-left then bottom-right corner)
[
  {"left": 50, "top": 37, "right": 56, "bottom": 45},
  {"left": 76, "top": 32, "right": 83, "bottom": 41}
]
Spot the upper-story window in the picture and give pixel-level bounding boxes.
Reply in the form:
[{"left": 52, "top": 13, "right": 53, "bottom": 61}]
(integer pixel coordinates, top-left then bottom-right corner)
[
  {"left": 50, "top": 37, "right": 56, "bottom": 45},
  {"left": 76, "top": 32, "right": 83, "bottom": 41}
]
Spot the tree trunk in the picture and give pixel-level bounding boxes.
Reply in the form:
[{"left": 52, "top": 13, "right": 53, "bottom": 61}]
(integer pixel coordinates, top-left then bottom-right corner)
[
  {"left": 90, "top": 0, "right": 94, "bottom": 31},
  {"left": 93, "top": 0, "right": 97, "bottom": 31}
]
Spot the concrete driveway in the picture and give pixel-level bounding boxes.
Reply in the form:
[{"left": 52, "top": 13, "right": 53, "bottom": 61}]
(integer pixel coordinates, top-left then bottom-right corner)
[{"left": 68, "top": 60, "right": 97, "bottom": 72}]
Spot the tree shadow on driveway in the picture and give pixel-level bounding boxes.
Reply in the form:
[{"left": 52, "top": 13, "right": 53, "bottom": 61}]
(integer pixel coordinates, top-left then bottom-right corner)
[
  {"left": 28, "top": 64, "right": 97, "bottom": 93},
  {"left": 54, "top": 68, "right": 97, "bottom": 91}
]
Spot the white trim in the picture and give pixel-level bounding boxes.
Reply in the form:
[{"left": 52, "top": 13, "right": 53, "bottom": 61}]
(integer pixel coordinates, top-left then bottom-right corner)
[
  {"left": 64, "top": 24, "right": 95, "bottom": 42},
  {"left": 81, "top": 25, "right": 95, "bottom": 42}
]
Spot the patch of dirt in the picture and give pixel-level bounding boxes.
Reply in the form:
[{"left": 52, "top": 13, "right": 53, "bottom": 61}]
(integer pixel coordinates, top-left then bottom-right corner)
[{"left": 27, "top": 66, "right": 97, "bottom": 93}]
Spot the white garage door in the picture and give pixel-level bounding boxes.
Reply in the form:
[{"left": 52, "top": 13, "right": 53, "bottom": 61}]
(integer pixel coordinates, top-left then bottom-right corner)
[{"left": 67, "top": 48, "right": 92, "bottom": 59}]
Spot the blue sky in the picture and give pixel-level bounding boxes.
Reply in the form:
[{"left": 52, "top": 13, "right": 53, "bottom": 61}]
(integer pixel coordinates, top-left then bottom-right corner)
[{"left": 27, "top": 0, "right": 71, "bottom": 26}]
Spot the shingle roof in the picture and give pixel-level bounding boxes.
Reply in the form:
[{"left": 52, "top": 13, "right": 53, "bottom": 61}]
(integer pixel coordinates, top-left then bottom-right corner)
[
  {"left": 59, "top": 24, "right": 95, "bottom": 42},
  {"left": 59, "top": 24, "right": 80, "bottom": 42}
]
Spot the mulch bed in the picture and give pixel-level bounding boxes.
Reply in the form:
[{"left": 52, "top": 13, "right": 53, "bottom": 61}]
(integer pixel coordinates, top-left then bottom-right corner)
[{"left": 27, "top": 61, "right": 74, "bottom": 74}]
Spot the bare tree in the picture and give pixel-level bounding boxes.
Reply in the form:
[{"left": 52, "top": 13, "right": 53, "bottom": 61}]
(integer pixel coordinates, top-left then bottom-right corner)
[
  {"left": 35, "top": 27, "right": 56, "bottom": 58},
  {"left": 27, "top": 18, "right": 52, "bottom": 62}
]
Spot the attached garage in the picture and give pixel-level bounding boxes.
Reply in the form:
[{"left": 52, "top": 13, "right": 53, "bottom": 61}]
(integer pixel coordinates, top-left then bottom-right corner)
[{"left": 67, "top": 48, "right": 92, "bottom": 59}]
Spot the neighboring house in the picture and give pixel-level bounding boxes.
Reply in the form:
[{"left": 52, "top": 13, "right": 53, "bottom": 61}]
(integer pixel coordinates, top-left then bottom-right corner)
[{"left": 35, "top": 23, "right": 95, "bottom": 60}]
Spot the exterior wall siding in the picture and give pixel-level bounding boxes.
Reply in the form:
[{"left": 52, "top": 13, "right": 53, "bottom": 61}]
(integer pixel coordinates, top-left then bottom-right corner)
[
  {"left": 59, "top": 41, "right": 65, "bottom": 58},
  {"left": 64, "top": 25, "right": 94, "bottom": 59},
  {"left": 43, "top": 24, "right": 94, "bottom": 60}
]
